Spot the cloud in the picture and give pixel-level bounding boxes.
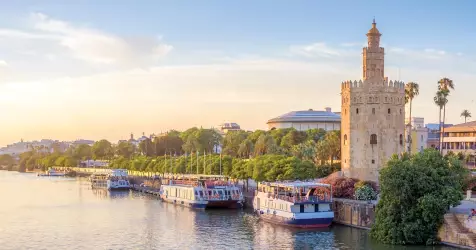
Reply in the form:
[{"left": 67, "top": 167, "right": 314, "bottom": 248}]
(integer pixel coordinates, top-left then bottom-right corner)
[
  {"left": 0, "top": 60, "right": 7, "bottom": 67},
  {"left": 290, "top": 42, "right": 357, "bottom": 58},
  {"left": 29, "top": 13, "right": 172, "bottom": 65}
]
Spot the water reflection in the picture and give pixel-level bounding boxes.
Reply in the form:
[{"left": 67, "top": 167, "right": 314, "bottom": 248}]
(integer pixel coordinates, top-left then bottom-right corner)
[
  {"left": 0, "top": 171, "right": 459, "bottom": 250},
  {"left": 91, "top": 189, "right": 131, "bottom": 199}
]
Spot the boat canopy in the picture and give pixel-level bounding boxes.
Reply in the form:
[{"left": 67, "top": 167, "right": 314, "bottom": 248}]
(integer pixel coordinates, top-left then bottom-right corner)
[{"left": 261, "top": 181, "right": 330, "bottom": 189}]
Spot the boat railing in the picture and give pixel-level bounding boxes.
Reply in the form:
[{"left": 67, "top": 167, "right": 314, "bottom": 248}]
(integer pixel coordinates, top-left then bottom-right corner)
[
  {"left": 202, "top": 193, "right": 242, "bottom": 201},
  {"left": 265, "top": 193, "right": 331, "bottom": 203}
]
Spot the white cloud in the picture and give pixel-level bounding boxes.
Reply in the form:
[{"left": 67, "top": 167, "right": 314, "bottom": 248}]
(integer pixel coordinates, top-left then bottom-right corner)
[
  {"left": 289, "top": 42, "right": 358, "bottom": 58},
  {"left": 0, "top": 60, "right": 7, "bottom": 67},
  {"left": 28, "top": 12, "right": 172, "bottom": 65}
]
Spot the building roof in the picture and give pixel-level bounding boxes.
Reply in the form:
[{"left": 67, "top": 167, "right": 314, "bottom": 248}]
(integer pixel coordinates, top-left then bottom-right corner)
[
  {"left": 220, "top": 122, "right": 240, "bottom": 129},
  {"left": 426, "top": 123, "right": 454, "bottom": 131},
  {"left": 267, "top": 109, "right": 341, "bottom": 124},
  {"left": 445, "top": 121, "right": 476, "bottom": 133},
  {"left": 367, "top": 19, "right": 381, "bottom": 36}
]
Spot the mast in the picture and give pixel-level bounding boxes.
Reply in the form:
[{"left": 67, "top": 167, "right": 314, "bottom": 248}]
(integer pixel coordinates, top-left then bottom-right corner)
[{"left": 203, "top": 151, "right": 206, "bottom": 175}]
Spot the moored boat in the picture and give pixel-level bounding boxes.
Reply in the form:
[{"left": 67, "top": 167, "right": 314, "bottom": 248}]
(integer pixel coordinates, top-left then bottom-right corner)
[
  {"left": 37, "top": 168, "right": 66, "bottom": 177},
  {"left": 159, "top": 180, "right": 208, "bottom": 209},
  {"left": 253, "top": 181, "right": 334, "bottom": 228},
  {"left": 159, "top": 174, "right": 244, "bottom": 209},
  {"left": 90, "top": 169, "right": 131, "bottom": 190}
]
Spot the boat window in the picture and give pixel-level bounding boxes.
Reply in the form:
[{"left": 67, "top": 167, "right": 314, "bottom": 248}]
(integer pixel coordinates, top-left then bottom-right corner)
[
  {"left": 195, "top": 191, "right": 198, "bottom": 196},
  {"left": 300, "top": 205, "right": 304, "bottom": 213},
  {"left": 199, "top": 191, "right": 203, "bottom": 197}
]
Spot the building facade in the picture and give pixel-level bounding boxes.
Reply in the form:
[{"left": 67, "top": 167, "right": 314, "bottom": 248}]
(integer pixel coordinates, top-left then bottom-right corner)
[
  {"left": 267, "top": 107, "right": 341, "bottom": 131},
  {"left": 341, "top": 20, "right": 406, "bottom": 182},
  {"left": 442, "top": 121, "right": 476, "bottom": 156},
  {"left": 405, "top": 117, "right": 428, "bottom": 153},
  {"left": 426, "top": 123, "right": 453, "bottom": 149},
  {"left": 219, "top": 122, "right": 241, "bottom": 134}
]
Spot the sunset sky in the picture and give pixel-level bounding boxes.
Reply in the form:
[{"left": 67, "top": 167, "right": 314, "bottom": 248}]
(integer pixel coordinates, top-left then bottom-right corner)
[{"left": 1, "top": 1, "right": 475, "bottom": 146}]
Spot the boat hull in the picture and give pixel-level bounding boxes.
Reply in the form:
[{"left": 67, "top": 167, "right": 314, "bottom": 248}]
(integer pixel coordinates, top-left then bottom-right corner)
[
  {"left": 108, "top": 186, "right": 130, "bottom": 191},
  {"left": 206, "top": 200, "right": 243, "bottom": 209},
  {"left": 160, "top": 195, "right": 208, "bottom": 209},
  {"left": 257, "top": 212, "right": 333, "bottom": 228}
]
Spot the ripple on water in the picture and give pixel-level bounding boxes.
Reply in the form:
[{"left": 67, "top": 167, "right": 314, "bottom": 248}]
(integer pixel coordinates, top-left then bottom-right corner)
[{"left": 0, "top": 171, "right": 459, "bottom": 250}]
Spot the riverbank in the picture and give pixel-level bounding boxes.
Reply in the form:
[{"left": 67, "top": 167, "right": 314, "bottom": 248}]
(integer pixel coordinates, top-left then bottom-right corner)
[{"left": 31, "top": 167, "right": 475, "bottom": 249}]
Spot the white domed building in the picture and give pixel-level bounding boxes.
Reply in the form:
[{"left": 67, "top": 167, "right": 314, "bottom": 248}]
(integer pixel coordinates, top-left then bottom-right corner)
[{"left": 267, "top": 107, "right": 341, "bottom": 131}]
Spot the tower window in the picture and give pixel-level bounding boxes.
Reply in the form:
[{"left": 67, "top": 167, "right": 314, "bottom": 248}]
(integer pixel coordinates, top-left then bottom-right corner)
[
  {"left": 370, "top": 134, "right": 377, "bottom": 145},
  {"left": 371, "top": 160, "right": 375, "bottom": 164},
  {"left": 400, "top": 109, "right": 402, "bottom": 114},
  {"left": 345, "top": 109, "right": 347, "bottom": 115},
  {"left": 356, "top": 108, "right": 359, "bottom": 114},
  {"left": 385, "top": 97, "right": 388, "bottom": 102},
  {"left": 344, "top": 134, "right": 348, "bottom": 145},
  {"left": 399, "top": 134, "right": 403, "bottom": 145},
  {"left": 372, "top": 108, "right": 375, "bottom": 114},
  {"left": 388, "top": 108, "right": 391, "bottom": 114}
]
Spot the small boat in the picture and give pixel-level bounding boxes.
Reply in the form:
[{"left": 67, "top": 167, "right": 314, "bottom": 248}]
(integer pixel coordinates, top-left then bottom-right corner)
[
  {"left": 37, "top": 168, "right": 66, "bottom": 177},
  {"left": 159, "top": 180, "right": 208, "bottom": 209},
  {"left": 159, "top": 174, "right": 244, "bottom": 209},
  {"left": 253, "top": 181, "right": 334, "bottom": 228},
  {"left": 90, "top": 169, "right": 131, "bottom": 190}
]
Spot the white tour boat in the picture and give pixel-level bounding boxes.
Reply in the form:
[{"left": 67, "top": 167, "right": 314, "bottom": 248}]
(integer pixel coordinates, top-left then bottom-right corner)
[
  {"left": 253, "top": 181, "right": 334, "bottom": 228},
  {"left": 90, "top": 169, "right": 131, "bottom": 190},
  {"left": 159, "top": 175, "right": 244, "bottom": 209},
  {"left": 37, "top": 168, "right": 66, "bottom": 177}
]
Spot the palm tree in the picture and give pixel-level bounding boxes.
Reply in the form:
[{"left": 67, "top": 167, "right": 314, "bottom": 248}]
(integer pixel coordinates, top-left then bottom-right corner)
[
  {"left": 461, "top": 109, "right": 472, "bottom": 123},
  {"left": 438, "top": 78, "right": 454, "bottom": 152},
  {"left": 434, "top": 90, "right": 448, "bottom": 153},
  {"left": 405, "top": 82, "right": 419, "bottom": 153}
]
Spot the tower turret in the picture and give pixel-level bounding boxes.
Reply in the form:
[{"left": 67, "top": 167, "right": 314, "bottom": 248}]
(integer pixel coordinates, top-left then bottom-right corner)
[{"left": 366, "top": 18, "right": 381, "bottom": 48}]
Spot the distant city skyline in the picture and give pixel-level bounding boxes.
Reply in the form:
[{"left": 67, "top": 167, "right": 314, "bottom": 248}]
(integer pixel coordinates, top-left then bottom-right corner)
[{"left": 0, "top": 1, "right": 475, "bottom": 147}]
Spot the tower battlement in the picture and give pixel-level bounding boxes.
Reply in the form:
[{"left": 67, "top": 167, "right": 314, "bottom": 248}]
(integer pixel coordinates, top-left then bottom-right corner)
[{"left": 341, "top": 79, "right": 405, "bottom": 90}]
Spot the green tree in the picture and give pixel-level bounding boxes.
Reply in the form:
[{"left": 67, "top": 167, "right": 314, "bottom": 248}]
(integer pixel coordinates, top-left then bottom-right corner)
[
  {"left": 0, "top": 154, "right": 14, "bottom": 168},
  {"left": 405, "top": 82, "right": 419, "bottom": 153},
  {"left": 73, "top": 144, "right": 93, "bottom": 160},
  {"left": 461, "top": 109, "right": 471, "bottom": 123},
  {"left": 92, "top": 140, "right": 113, "bottom": 159},
  {"left": 237, "top": 139, "right": 254, "bottom": 158},
  {"left": 222, "top": 130, "right": 249, "bottom": 157},
  {"left": 280, "top": 130, "right": 307, "bottom": 151},
  {"left": 254, "top": 134, "right": 279, "bottom": 156},
  {"left": 138, "top": 138, "right": 155, "bottom": 157},
  {"left": 291, "top": 140, "right": 316, "bottom": 162},
  {"left": 306, "top": 128, "right": 327, "bottom": 142},
  {"left": 438, "top": 78, "right": 454, "bottom": 153},
  {"left": 324, "top": 130, "right": 340, "bottom": 165},
  {"left": 115, "top": 141, "right": 135, "bottom": 158},
  {"left": 371, "top": 149, "right": 467, "bottom": 245},
  {"left": 434, "top": 90, "right": 448, "bottom": 153}
]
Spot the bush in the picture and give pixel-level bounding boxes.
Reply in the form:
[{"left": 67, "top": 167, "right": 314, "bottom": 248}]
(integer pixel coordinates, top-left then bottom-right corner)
[
  {"left": 322, "top": 176, "right": 357, "bottom": 198},
  {"left": 316, "top": 163, "right": 342, "bottom": 178},
  {"left": 354, "top": 180, "right": 379, "bottom": 193},
  {"left": 370, "top": 149, "right": 467, "bottom": 245},
  {"left": 354, "top": 184, "right": 377, "bottom": 201}
]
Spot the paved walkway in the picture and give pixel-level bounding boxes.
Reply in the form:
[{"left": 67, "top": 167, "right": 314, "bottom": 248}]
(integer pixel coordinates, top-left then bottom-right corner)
[{"left": 450, "top": 200, "right": 476, "bottom": 214}]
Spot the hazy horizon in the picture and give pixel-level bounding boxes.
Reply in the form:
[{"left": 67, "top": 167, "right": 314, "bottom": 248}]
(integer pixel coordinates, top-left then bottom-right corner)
[{"left": 1, "top": 1, "right": 475, "bottom": 147}]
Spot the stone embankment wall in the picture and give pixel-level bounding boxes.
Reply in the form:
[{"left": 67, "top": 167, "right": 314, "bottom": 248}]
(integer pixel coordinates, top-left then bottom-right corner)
[
  {"left": 439, "top": 213, "right": 476, "bottom": 248},
  {"left": 331, "top": 198, "right": 376, "bottom": 229}
]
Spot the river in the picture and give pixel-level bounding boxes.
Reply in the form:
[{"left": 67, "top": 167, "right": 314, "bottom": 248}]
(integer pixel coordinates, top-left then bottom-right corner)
[{"left": 0, "top": 171, "right": 457, "bottom": 250}]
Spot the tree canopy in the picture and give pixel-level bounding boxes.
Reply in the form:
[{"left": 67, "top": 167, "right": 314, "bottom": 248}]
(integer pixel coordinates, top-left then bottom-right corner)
[{"left": 370, "top": 149, "right": 467, "bottom": 245}]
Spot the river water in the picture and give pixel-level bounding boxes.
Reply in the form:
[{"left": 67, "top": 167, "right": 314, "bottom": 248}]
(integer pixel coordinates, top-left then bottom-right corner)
[{"left": 0, "top": 171, "right": 457, "bottom": 250}]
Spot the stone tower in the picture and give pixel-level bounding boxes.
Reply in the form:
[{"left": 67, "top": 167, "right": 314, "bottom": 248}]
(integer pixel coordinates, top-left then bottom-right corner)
[{"left": 340, "top": 19, "right": 405, "bottom": 182}]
